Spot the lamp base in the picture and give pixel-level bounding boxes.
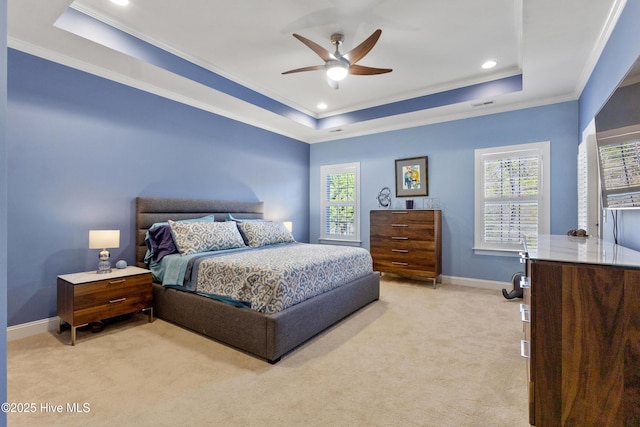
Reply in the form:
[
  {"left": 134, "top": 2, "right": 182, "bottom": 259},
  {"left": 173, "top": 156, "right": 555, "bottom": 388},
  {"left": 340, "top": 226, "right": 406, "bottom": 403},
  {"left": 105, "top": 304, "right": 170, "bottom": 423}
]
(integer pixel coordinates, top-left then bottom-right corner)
[{"left": 97, "top": 259, "right": 112, "bottom": 274}]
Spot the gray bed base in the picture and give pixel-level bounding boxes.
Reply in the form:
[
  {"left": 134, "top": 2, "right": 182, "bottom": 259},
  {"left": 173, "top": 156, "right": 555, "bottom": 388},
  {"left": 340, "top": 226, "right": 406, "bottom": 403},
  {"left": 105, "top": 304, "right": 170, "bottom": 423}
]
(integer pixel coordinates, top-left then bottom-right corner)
[{"left": 136, "top": 197, "right": 380, "bottom": 363}]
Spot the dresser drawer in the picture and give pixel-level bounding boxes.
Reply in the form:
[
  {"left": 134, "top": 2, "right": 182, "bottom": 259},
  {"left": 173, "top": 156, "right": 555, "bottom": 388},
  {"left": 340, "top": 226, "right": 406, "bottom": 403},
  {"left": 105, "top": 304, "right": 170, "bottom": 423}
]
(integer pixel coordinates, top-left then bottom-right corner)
[
  {"left": 371, "top": 223, "right": 436, "bottom": 240},
  {"left": 371, "top": 249, "right": 437, "bottom": 268},
  {"left": 370, "top": 236, "right": 436, "bottom": 251},
  {"left": 372, "top": 259, "right": 439, "bottom": 278},
  {"left": 370, "top": 210, "right": 435, "bottom": 224}
]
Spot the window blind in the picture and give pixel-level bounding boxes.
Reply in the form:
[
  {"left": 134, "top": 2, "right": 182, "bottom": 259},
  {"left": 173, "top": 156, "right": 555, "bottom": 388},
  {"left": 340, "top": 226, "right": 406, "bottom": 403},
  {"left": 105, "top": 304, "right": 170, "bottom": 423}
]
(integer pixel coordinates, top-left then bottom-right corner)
[
  {"left": 597, "top": 126, "right": 640, "bottom": 209},
  {"left": 482, "top": 154, "right": 540, "bottom": 247},
  {"left": 320, "top": 162, "right": 360, "bottom": 241},
  {"left": 324, "top": 171, "right": 356, "bottom": 236}
]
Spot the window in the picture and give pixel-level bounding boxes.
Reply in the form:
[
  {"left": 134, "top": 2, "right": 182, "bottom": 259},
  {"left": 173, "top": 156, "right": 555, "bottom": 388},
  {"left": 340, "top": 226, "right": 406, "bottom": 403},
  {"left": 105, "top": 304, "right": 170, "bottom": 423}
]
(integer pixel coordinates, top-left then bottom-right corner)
[
  {"left": 320, "top": 162, "right": 360, "bottom": 243},
  {"left": 474, "top": 142, "right": 550, "bottom": 253},
  {"left": 596, "top": 125, "right": 640, "bottom": 209}
]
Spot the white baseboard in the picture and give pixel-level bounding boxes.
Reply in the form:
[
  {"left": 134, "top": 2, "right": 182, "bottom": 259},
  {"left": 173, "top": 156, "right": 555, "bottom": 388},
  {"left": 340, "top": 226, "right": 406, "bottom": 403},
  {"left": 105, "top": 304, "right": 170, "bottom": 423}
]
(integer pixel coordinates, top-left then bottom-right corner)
[
  {"left": 7, "top": 317, "right": 58, "bottom": 341},
  {"left": 442, "top": 275, "right": 509, "bottom": 291}
]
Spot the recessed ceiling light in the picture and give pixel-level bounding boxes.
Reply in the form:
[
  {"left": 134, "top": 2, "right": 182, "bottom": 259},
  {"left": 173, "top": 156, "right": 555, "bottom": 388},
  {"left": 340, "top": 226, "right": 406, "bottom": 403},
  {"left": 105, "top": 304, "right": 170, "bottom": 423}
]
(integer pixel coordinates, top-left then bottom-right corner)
[
  {"left": 482, "top": 60, "right": 497, "bottom": 69},
  {"left": 317, "top": 102, "right": 328, "bottom": 110},
  {"left": 111, "top": 0, "right": 130, "bottom": 6}
]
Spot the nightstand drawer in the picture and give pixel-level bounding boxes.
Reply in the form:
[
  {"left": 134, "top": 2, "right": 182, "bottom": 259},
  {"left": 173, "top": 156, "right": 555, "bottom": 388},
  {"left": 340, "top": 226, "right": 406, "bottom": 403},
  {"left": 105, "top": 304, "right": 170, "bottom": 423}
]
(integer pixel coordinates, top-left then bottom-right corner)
[
  {"left": 73, "top": 274, "right": 150, "bottom": 309},
  {"left": 73, "top": 290, "right": 151, "bottom": 325}
]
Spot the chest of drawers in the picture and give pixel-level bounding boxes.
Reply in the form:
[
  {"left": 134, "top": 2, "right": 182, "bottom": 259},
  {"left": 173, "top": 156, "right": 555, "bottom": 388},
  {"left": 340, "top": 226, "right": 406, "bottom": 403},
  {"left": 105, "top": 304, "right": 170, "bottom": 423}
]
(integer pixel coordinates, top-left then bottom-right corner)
[{"left": 370, "top": 209, "right": 442, "bottom": 286}]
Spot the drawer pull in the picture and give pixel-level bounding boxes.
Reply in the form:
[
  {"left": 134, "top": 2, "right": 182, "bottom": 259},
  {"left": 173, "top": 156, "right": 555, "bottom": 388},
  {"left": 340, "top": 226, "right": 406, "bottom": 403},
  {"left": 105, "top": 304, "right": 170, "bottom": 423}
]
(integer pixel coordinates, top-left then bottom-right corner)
[
  {"left": 392, "top": 262, "right": 409, "bottom": 266},
  {"left": 391, "top": 211, "right": 408, "bottom": 214},
  {"left": 392, "top": 249, "right": 409, "bottom": 253},
  {"left": 520, "top": 340, "right": 530, "bottom": 359},
  {"left": 520, "top": 277, "right": 530, "bottom": 289},
  {"left": 391, "top": 237, "right": 409, "bottom": 240},
  {"left": 109, "top": 297, "right": 127, "bottom": 304},
  {"left": 391, "top": 224, "right": 408, "bottom": 227},
  {"left": 109, "top": 279, "right": 126, "bottom": 285},
  {"left": 520, "top": 304, "right": 530, "bottom": 323}
]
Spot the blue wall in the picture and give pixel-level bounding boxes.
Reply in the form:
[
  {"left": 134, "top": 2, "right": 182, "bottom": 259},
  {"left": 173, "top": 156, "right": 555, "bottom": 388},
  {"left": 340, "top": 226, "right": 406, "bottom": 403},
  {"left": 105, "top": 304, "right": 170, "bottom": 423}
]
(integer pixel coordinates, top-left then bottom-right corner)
[
  {"left": 6, "top": 50, "right": 310, "bottom": 326},
  {"left": 310, "top": 102, "right": 579, "bottom": 282},
  {"left": 579, "top": 0, "right": 640, "bottom": 250},
  {"left": 1, "top": 0, "right": 8, "bottom": 421}
]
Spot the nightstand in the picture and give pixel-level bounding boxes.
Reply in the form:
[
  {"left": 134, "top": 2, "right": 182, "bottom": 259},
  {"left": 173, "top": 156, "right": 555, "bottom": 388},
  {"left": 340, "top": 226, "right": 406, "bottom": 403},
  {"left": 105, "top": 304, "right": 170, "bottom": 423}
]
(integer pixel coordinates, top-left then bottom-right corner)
[{"left": 57, "top": 266, "right": 153, "bottom": 345}]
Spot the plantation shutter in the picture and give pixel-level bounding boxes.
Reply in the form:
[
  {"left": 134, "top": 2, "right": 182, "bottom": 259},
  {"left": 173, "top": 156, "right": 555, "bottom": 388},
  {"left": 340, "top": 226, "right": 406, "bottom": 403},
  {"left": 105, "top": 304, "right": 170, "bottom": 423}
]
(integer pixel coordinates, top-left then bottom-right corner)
[
  {"left": 577, "top": 141, "right": 589, "bottom": 229},
  {"left": 474, "top": 141, "right": 549, "bottom": 253},
  {"left": 577, "top": 133, "right": 600, "bottom": 236},
  {"left": 482, "top": 151, "right": 541, "bottom": 248},
  {"left": 320, "top": 163, "right": 360, "bottom": 242},
  {"left": 597, "top": 126, "right": 640, "bottom": 209}
]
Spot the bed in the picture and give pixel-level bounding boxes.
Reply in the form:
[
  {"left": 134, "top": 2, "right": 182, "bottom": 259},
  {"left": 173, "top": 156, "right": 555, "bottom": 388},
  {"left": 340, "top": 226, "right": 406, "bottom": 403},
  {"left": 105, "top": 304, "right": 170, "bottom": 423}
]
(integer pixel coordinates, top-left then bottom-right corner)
[{"left": 135, "top": 197, "right": 380, "bottom": 363}]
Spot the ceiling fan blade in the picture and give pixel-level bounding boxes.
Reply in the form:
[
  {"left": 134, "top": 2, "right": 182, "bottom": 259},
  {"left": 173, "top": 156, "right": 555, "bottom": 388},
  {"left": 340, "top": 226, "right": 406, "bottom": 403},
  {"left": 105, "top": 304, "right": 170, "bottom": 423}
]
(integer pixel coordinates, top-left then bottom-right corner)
[
  {"left": 349, "top": 64, "right": 393, "bottom": 75},
  {"left": 292, "top": 33, "right": 334, "bottom": 62},
  {"left": 281, "top": 65, "right": 325, "bottom": 75},
  {"left": 344, "top": 29, "right": 382, "bottom": 65}
]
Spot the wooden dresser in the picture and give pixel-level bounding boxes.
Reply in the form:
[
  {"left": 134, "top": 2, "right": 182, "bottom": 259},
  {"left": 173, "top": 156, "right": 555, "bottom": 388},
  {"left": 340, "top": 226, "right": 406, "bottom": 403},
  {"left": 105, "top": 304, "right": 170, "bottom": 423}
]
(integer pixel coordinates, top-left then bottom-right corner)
[
  {"left": 369, "top": 209, "right": 442, "bottom": 286},
  {"left": 520, "top": 235, "right": 640, "bottom": 426}
]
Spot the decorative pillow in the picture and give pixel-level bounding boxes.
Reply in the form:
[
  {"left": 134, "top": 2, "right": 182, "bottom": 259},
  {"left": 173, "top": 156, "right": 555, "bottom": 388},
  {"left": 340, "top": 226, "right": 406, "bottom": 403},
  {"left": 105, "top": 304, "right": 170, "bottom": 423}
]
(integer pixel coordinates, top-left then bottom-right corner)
[
  {"left": 236, "top": 221, "right": 296, "bottom": 247},
  {"left": 148, "top": 224, "right": 177, "bottom": 262},
  {"left": 146, "top": 215, "right": 216, "bottom": 262},
  {"left": 168, "top": 220, "right": 245, "bottom": 255}
]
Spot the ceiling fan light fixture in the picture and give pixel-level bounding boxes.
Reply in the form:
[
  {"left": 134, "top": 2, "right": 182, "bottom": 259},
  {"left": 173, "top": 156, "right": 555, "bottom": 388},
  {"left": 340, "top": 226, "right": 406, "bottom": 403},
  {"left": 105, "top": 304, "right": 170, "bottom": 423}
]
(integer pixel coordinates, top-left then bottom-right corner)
[{"left": 326, "top": 61, "right": 349, "bottom": 81}]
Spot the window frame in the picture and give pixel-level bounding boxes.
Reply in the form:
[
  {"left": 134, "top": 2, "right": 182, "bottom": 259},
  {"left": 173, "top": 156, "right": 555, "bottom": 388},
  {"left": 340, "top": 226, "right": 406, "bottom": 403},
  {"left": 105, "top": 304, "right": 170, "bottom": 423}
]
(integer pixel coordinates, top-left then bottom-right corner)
[
  {"left": 319, "top": 162, "right": 361, "bottom": 245},
  {"left": 474, "top": 141, "right": 550, "bottom": 255}
]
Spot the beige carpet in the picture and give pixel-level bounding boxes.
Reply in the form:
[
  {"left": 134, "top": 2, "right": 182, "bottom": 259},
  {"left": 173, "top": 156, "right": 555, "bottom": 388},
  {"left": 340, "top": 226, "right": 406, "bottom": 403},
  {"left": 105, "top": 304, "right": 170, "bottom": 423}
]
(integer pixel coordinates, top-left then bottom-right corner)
[{"left": 7, "top": 276, "right": 529, "bottom": 426}]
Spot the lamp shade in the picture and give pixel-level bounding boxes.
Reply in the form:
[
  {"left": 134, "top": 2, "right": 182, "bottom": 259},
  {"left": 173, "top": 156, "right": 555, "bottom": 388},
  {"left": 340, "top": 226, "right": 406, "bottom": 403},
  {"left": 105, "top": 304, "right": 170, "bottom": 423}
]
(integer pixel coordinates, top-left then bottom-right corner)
[
  {"left": 89, "top": 230, "right": 120, "bottom": 249},
  {"left": 283, "top": 221, "right": 293, "bottom": 232}
]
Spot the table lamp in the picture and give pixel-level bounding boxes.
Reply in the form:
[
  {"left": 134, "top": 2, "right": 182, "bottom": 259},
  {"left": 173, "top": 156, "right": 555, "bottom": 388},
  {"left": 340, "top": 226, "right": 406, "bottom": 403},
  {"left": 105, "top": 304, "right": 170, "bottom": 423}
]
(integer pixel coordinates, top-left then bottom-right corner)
[{"left": 89, "top": 230, "right": 120, "bottom": 274}]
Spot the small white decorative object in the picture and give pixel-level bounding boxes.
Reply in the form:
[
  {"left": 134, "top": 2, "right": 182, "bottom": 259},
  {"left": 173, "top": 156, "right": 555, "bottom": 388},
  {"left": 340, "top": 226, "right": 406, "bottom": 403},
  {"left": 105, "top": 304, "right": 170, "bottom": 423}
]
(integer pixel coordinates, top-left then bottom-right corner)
[
  {"left": 376, "top": 187, "right": 392, "bottom": 208},
  {"left": 423, "top": 198, "right": 441, "bottom": 209},
  {"left": 115, "top": 260, "right": 127, "bottom": 269}
]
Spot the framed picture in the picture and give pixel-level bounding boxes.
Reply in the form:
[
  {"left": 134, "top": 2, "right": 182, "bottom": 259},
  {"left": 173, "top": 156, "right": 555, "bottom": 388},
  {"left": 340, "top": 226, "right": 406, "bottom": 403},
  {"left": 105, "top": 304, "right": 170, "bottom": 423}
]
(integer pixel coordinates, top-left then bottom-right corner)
[{"left": 395, "top": 156, "right": 428, "bottom": 197}]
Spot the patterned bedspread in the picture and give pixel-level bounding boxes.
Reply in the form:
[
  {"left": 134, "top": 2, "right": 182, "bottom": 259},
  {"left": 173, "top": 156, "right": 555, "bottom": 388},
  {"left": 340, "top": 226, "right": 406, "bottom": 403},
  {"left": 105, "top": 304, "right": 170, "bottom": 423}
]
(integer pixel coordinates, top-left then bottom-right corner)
[{"left": 191, "top": 243, "right": 373, "bottom": 313}]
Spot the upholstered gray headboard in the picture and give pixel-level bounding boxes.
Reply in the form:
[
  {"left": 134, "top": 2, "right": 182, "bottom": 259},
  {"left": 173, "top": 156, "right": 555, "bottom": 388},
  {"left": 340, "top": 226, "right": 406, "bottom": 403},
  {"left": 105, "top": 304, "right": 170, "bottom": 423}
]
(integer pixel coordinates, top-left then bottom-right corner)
[{"left": 135, "top": 197, "right": 264, "bottom": 268}]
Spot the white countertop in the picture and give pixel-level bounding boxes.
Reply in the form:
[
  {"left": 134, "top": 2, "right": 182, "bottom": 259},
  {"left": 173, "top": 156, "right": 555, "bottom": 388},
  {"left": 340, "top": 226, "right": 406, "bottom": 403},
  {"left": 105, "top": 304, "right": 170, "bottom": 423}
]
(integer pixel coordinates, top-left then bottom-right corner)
[
  {"left": 526, "top": 235, "right": 640, "bottom": 268},
  {"left": 58, "top": 266, "right": 150, "bottom": 284}
]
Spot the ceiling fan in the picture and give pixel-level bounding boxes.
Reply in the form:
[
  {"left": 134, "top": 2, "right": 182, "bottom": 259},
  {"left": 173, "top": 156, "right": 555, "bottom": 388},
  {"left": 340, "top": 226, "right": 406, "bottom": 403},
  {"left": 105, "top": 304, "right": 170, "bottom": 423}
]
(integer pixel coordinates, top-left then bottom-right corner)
[{"left": 282, "top": 29, "right": 392, "bottom": 89}]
